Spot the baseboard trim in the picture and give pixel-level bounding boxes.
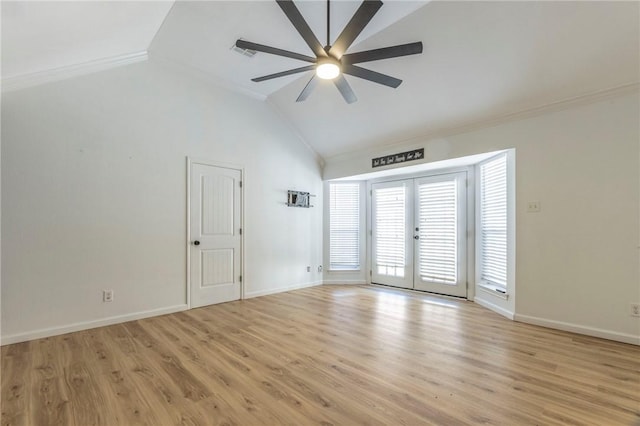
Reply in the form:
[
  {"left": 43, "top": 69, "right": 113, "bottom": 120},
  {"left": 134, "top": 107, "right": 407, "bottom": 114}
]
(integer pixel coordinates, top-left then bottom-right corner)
[
  {"left": 473, "top": 297, "right": 515, "bottom": 320},
  {"left": 515, "top": 314, "right": 640, "bottom": 346},
  {"left": 322, "top": 280, "right": 368, "bottom": 285},
  {"left": 1, "top": 304, "right": 188, "bottom": 345},
  {"left": 244, "top": 281, "right": 322, "bottom": 299}
]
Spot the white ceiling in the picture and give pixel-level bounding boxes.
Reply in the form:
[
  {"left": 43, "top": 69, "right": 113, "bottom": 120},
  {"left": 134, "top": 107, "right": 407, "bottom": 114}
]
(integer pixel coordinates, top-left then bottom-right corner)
[
  {"left": 266, "top": 1, "right": 640, "bottom": 158},
  {"left": 2, "top": 1, "right": 639, "bottom": 161},
  {"left": 149, "top": 1, "right": 427, "bottom": 97},
  {"left": 1, "top": 1, "right": 173, "bottom": 79}
]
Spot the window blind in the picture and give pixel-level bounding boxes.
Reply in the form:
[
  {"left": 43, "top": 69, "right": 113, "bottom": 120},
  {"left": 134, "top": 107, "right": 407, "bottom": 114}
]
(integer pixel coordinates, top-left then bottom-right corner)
[
  {"left": 480, "top": 155, "right": 507, "bottom": 288},
  {"left": 374, "top": 186, "right": 406, "bottom": 277},
  {"left": 417, "top": 180, "right": 458, "bottom": 284},
  {"left": 329, "top": 183, "right": 360, "bottom": 270}
]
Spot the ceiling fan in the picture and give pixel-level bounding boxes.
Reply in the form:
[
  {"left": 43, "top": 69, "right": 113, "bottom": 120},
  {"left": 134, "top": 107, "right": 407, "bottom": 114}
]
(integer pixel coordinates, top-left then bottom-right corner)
[{"left": 235, "top": 0, "right": 423, "bottom": 104}]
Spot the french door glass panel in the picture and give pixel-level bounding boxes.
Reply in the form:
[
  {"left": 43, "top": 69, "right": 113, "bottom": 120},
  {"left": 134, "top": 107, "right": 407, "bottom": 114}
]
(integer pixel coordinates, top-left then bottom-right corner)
[
  {"left": 371, "top": 180, "right": 413, "bottom": 289},
  {"left": 371, "top": 173, "right": 467, "bottom": 297}
]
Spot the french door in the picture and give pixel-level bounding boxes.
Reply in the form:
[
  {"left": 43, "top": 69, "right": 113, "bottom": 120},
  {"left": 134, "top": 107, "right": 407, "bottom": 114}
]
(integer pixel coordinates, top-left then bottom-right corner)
[{"left": 371, "top": 172, "right": 467, "bottom": 297}]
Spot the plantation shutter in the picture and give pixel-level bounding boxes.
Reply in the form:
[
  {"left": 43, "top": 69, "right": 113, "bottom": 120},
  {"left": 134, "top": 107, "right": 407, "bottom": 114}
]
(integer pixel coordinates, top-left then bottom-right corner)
[
  {"left": 374, "top": 186, "right": 406, "bottom": 277},
  {"left": 417, "top": 179, "right": 457, "bottom": 284},
  {"left": 480, "top": 155, "right": 507, "bottom": 288},
  {"left": 329, "top": 183, "right": 360, "bottom": 270}
]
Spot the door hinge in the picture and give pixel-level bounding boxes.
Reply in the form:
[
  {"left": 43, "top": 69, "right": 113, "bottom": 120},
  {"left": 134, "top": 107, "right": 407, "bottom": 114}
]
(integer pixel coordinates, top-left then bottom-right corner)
[
  {"left": 239, "top": 181, "right": 243, "bottom": 188},
  {"left": 239, "top": 228, "right": 242, "bottom": 235},
  {"left": 239, "top": 275, "right": 242, "bottom": 282},
  {"left": 370, "top": 189, "right": 372, "bottom": 196},
  {"left": 370, "top": 270, "right": 372, "bottom": 276}
]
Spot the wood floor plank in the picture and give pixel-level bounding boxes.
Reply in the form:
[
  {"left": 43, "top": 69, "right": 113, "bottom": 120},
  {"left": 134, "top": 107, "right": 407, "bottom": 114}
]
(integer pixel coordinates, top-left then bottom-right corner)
[
  {"left": 2, "top": 285, "right": 639, "bottom": 425},
  {"left": 1, "top": 342, "right": 31, "bottom": 426}
]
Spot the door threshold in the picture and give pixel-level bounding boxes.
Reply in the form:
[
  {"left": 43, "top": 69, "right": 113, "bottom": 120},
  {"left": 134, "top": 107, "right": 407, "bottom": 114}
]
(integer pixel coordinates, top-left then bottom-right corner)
[{"left": 368, "top": 282, "right": 468, "bottom": 300}]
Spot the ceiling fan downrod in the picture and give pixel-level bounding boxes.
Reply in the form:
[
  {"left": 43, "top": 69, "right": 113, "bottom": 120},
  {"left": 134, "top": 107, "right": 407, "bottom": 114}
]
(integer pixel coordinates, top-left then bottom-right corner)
[{"left": 326, "top": 0, "right": 330, "bottom": 50}]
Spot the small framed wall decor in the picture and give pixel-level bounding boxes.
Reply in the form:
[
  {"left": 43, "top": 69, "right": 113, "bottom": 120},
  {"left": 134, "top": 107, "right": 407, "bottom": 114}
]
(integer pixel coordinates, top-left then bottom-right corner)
[{"left": 287, "top": 190, "right": 312, "bottom": 208}]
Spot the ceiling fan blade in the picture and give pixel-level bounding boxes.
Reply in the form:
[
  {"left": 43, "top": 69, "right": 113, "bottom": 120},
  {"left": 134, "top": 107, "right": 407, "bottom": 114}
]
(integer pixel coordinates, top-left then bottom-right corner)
[
  {"left": 342, "top": 42, "right": 423, "bottom": 65},
  {"left": 251, "top": 65, "right": 315, "bottom": 82},
  {"left": 329, "top": 0, "right": 383, "bottom": 59},
  {"left": 236, "top": 40, "right": 316, "bottom": 63},
  {"left": 342, "top": 64, "right": 402, "bottom": 88},
  {"left": 276, "top": 0, "right": 327, "bottom": 58},
  {"left": 296, "top": 75, "right": 318, "bottom": 102},
  {"left": 333, "top": 75, "right": 357, "bottom": 104}
]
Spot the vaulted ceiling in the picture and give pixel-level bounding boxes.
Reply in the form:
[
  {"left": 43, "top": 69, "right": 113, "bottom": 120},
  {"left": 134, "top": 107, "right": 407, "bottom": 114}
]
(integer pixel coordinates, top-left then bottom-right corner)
[{"left": 2, "top": 1, "right": 639, "bottom": 160}]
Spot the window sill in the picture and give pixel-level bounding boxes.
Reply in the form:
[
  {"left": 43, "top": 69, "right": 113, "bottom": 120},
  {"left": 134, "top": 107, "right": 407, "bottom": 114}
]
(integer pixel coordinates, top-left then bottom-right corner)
[{"left": 478, "top": 283, "right": 509, "bottom": 300}]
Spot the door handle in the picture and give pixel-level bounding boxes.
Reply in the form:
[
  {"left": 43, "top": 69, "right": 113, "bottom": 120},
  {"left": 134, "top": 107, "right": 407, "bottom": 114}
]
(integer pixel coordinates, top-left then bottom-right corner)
[
  {"left": 414, "top": 235, "right": 419, "bottom": 240},
  {"left": 193, "top": 240, "right": 200, "bottom": 246}
]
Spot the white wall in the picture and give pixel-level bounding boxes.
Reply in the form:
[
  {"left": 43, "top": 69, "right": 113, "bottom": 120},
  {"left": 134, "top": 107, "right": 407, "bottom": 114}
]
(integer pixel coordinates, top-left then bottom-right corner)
[
  {"left": 1, "top": 60, "right": 323, "bottom": 343},
  {"left": 323, "top": 91, "right": 640, "bottom": 344}
]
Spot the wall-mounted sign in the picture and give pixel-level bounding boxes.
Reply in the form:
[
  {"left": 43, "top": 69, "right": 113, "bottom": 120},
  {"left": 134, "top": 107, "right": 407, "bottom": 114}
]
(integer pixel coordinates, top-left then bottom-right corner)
[{"left": 372, "top": 148, "right": 424, "bottom": 168}]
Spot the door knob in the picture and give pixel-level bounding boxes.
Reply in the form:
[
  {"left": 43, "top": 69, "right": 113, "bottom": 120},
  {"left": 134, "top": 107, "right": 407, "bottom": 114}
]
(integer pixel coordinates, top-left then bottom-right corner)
[
  {"left": 193, "top": 240, "right": 200, "bottom": 246},
  {"left": 414, "top": 235, "right": 419, "bottom": 240}
]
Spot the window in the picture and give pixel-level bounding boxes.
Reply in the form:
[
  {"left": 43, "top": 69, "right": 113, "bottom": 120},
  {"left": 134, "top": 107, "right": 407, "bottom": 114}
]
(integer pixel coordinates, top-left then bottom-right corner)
[
  {"left": 479, "top": 154, "right": 508, "bottom": 289},
  {"left": 329, "top": 183, "right": 360, "bottom": 270}
]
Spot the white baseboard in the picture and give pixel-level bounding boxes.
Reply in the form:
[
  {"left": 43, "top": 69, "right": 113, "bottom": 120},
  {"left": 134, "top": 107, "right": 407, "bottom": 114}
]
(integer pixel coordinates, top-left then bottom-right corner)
[
  {"left": 244, "top": 281, "right": 322, "bottom": 299},
  {"left": 322, "top": 280, "right": 368, "bottom": 285},
  {"left": 515, "top": 314, "right": 640, "bottom": 346},
  {"left": 473, "top": 297, "right": 515, "bottom": 320},
  {"left": 1, "top": 304, "right": 188, "bottom": 346}
]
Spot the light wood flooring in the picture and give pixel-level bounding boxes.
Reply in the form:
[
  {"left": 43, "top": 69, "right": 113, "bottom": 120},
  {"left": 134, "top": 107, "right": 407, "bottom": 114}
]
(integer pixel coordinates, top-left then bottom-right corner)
[{"left": 2, "top": 285, "right": 639, "bottom": 425}]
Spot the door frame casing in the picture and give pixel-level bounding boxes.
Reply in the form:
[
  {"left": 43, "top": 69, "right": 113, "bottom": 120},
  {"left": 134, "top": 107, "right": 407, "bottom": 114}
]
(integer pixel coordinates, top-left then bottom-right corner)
[
  {"left": 366, "top": 165, "right": 476, "bottom": 300},
  {"left": 186, "top": 157, "right": 245, "bottom": 309}
]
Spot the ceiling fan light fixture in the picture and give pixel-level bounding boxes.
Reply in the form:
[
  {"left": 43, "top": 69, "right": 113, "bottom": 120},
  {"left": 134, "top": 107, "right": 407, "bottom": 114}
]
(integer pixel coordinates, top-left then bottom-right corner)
[
  {"left": 239, "top": 0, "right": 422, "bottom": 102},
  {"left": 316, "top": 58, "right": 341, "bottom": 80}
]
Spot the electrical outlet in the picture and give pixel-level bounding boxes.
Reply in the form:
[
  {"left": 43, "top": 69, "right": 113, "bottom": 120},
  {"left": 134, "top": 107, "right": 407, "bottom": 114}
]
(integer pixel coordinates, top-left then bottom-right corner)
[
  {"left": 103, "top": 290, "right": 114, "bottom": 303},
  {"left": 527, "top": 201, "right": 541, "bottom": 213},
  {"left": 306, "top": 266, "right": 311, "bottom": 272},
  {"left": 631, "top": 303, "right": 640, "bottom": 317}
]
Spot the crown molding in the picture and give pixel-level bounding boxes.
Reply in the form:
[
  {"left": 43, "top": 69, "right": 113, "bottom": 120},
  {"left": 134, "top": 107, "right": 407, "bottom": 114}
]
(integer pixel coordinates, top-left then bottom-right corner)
[
  {"left": 149, "top": 53, "right": 267, "bottom": 102},
  {"left": 1, "top": 51, "right": 149, "bottom": 93},
  {"left": 325, "top": 82, "right": 640, "bottom": 163}
]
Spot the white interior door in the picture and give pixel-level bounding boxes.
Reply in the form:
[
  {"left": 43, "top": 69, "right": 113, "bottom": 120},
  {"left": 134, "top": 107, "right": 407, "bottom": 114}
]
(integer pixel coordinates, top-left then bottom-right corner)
[
  {"left": 371, "top": 172, "right": 467, "bottom": 298},
  {"left": 190, "top": 162, "right": 242, "bottom": 308}
]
